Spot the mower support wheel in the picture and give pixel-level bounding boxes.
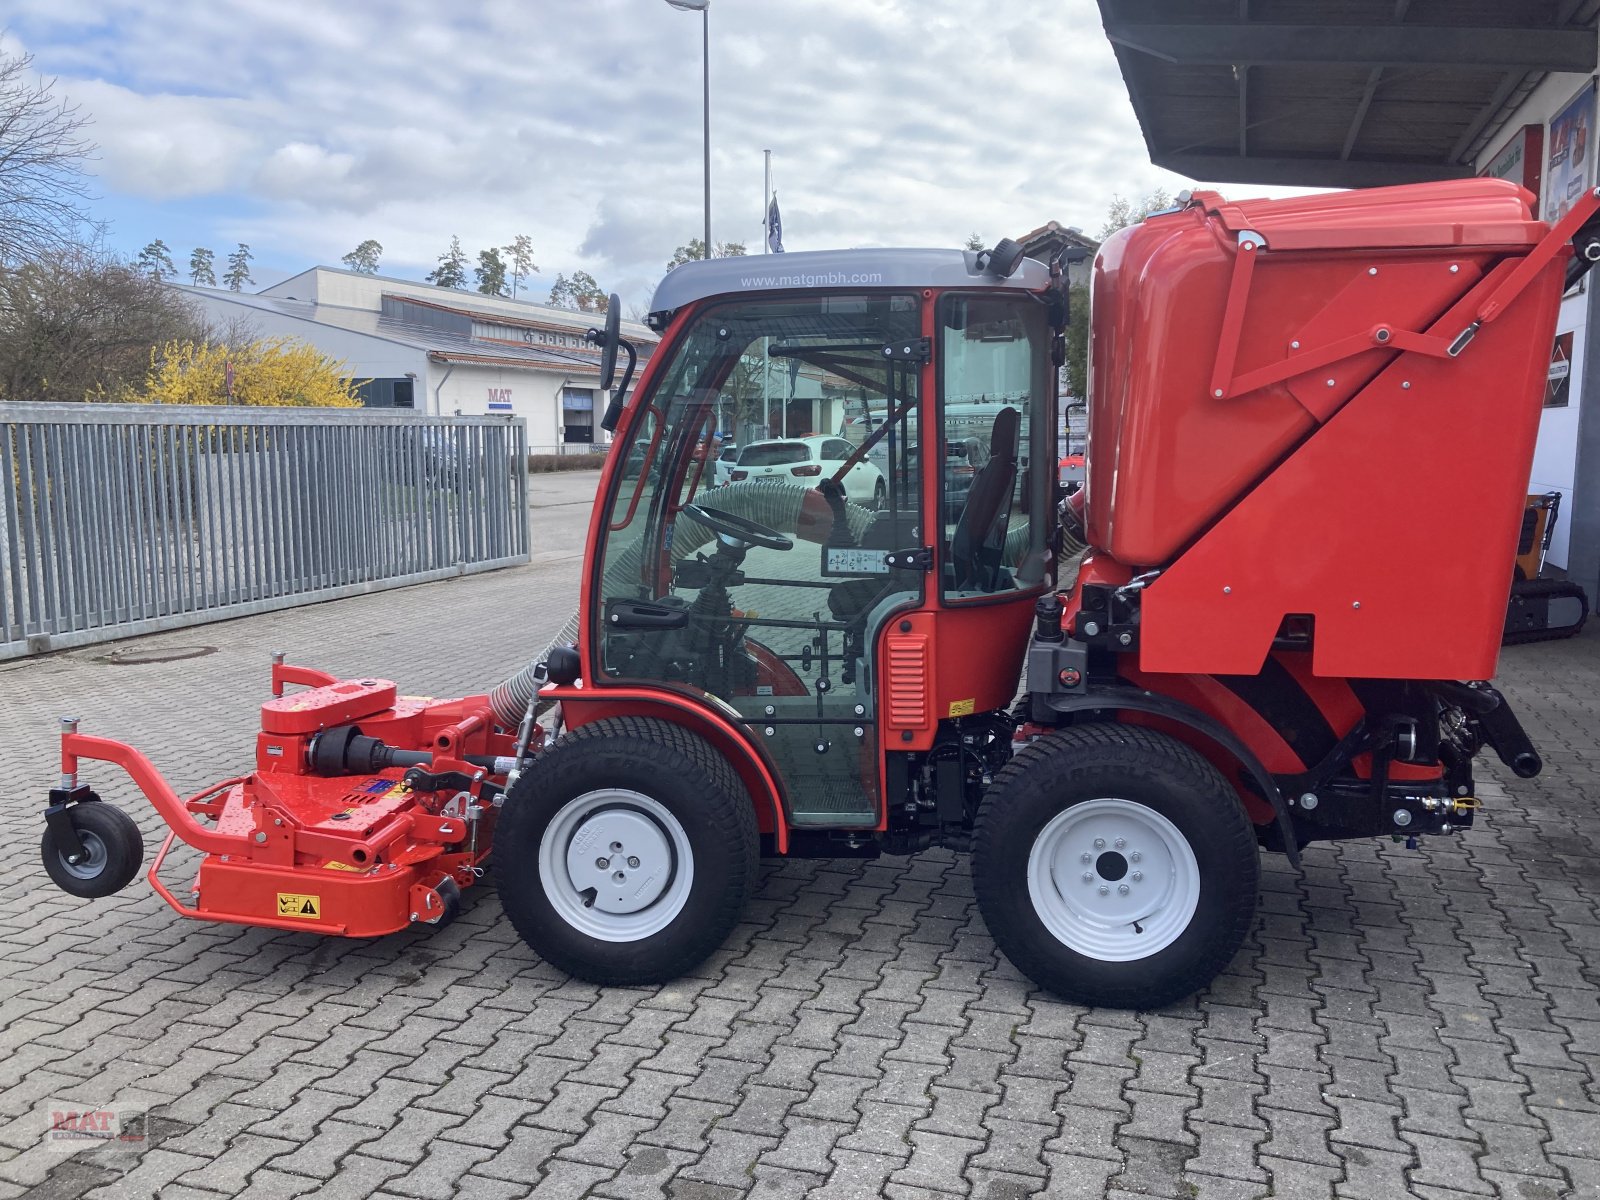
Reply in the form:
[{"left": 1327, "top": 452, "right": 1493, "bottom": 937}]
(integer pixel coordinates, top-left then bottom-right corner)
[
  {"left": 496, "top": 716, "right": 758, "bottom": 985},
  {"left": 424, "top": 876, "right": 463, "bottom": 927},
  {"left": 41, "top": 802, "right": 143, "bottom": 899},
  {"left": 971, "top": 723, "right": 1259, "bottom": 1010}
]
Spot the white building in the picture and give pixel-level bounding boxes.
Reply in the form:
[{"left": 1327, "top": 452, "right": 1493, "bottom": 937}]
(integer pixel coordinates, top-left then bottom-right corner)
[{"left": 176, "top": 267, "right": 656, "bottom": 450}]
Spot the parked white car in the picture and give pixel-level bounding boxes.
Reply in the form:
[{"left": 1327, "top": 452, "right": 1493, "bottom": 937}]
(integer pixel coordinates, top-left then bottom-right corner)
[
  {"left": 712, "top": 442, "right": 739, "bottom": 487},
  {"left": 730, "top": 435, "right": 886, "bottom": 508}
]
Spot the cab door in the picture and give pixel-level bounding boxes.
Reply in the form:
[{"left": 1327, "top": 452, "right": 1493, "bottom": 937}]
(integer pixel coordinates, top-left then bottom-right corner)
[{"left": 590, "top": 292, "right": 927, "bottom": 828}]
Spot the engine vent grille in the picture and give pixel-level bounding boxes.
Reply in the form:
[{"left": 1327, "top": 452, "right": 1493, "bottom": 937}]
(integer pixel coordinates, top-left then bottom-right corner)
[{"left": 884, "top": 633, "right": 930, "bottom": 728}]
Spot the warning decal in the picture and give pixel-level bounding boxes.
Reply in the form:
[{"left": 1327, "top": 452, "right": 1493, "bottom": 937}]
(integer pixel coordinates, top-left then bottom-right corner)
[
  {"left": 276, "top": 893, "right": 322, "bottom": 919},
  {"left": 948, "top": 698, "right": 976, "bottom": 718}
]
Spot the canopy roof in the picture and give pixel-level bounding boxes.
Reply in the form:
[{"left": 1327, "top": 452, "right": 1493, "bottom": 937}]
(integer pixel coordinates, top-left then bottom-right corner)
[{"left": 1099, "top": 0, "right": 1600, "bottom": 187}]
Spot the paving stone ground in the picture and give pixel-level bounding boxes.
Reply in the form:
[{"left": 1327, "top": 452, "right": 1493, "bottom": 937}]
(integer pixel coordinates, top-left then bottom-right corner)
[{"left": 1, "top": 511, "right": 1597, "bottom": 1198}]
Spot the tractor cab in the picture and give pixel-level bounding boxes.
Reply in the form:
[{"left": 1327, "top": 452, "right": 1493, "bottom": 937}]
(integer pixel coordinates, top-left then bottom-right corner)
[{"left": 577, "top": 249, "right": 1061, "bottom": 833}]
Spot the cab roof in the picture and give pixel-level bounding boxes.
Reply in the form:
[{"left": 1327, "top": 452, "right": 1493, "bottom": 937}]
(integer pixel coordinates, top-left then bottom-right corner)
[{"left": 648, "top": 248, "right": 1051, "bottom": 321}]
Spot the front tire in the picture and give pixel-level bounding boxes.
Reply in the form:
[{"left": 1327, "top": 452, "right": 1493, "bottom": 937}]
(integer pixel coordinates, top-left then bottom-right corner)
[
  {"left": 972, "top": 724, "right": 1259, "bottom": 1009},
  {"left": 42, "top": 802, "right": 143, "bottom": 899},
  {"left": 496, "top": 716, "right": 758, "bottom": 984}
]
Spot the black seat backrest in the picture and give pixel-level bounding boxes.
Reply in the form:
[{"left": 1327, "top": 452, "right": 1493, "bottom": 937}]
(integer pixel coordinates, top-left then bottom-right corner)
[{"left": 950, "top": 408, "right": 1020, "bottom": 590}]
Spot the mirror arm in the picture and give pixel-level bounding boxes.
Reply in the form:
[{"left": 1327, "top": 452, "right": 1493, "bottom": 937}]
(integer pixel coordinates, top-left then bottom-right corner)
[{"left": 600, "top": 338, "right": 639, "bottom": 433}]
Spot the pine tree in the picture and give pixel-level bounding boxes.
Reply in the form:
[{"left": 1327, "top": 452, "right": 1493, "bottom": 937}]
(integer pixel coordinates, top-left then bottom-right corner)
[
  {"left": 341, "top": 239, "right": 382, "bottom": 274},
  {"left": 548, "top": 270, "right": 608, "bottom": 312},
  {"left": 666, "top": 239, "right": 747, "bottom": 270},
  {"left": 426, "top": 236, "right": 468, "bottom": 289},
  {"left": 503, "top": 234, "right": 538, "bottom": 298},
  {"left": 188, "top": 246, "right": 215, "bottom": 286},
  {"left": 136, "top": 238, "right": 176, "bottom": 279},
  {"left": 223, "top": 243, "right": 254, "bottom": 291},
  {"left": 475, "top": 247, "right": 509, "bottom": 296}
]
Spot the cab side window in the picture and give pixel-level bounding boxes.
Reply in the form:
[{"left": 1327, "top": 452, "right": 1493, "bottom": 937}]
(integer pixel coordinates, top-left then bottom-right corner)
[{"left": 939, "top": 295, "right": 1052, "bottom": 600}]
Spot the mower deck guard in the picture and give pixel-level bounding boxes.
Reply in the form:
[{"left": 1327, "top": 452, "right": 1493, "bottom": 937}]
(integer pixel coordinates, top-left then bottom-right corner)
[{"left": 56, "top": 661, "right": 516, "bottom": 936}]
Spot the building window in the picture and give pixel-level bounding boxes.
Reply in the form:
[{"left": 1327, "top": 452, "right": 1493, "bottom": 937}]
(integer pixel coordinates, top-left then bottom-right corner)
[
  {"left": 353, "top": 378, "right": 417, "bottom": 408},
  {"left": 562, "top": 386, "right": 595, "bottom": 444}
]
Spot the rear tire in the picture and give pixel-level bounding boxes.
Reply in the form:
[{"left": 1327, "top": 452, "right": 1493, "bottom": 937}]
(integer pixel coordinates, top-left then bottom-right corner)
[
  {"left": 971, "top": 724, "right": 1259, "bottom": 1009},
  {"left": 496, "top": 716, "right": 758, "bottom": 984},
  {"left": 42, "top": 802, "right": 143, "bottom": 899},
  {"left": 872, "top": 479, "right": 887, "bottom": 510}
]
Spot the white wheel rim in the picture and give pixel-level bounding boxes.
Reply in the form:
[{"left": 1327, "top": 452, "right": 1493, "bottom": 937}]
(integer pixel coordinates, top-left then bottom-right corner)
[
  {"left": 1026, "top": 797, "right": 1200, "bottom": 962},
  {"left": 538, "top": 789, "right": 694, "bottom": 942}
]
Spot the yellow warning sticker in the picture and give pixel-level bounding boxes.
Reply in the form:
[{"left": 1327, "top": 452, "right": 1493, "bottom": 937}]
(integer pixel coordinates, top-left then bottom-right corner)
[
  {"left": 948, "top": 698, "right": 976, "bottom": 717},
  {"left": 323, "top": 861, "right": 361, "bottom": 873},
  {"left": 276, "top": 893, "right": 321, "bottom": 919}
]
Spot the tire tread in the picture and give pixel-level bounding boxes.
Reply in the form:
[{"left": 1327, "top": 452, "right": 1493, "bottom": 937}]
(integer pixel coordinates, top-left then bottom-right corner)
[
  {"left": 496, "top": 716, "right": 759, "bottom": 984},
  {"left": 972, "top": 722, "right": 1259, "bottom": 1009}
]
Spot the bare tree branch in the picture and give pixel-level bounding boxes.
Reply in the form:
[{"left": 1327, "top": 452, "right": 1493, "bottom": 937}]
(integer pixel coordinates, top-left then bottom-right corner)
[{"left": 0, "top": 42, "right": 95, "bottom": 265}]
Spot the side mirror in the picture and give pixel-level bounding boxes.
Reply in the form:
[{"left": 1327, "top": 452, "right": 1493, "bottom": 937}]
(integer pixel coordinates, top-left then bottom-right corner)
[{"left": 586, "top": 295, "right": 623, "bottom": 391}]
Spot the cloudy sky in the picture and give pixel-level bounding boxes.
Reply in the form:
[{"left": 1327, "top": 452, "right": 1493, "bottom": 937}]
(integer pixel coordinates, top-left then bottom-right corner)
[{"left": 8, "top": 0, "right": 1231, "bottom": 309}]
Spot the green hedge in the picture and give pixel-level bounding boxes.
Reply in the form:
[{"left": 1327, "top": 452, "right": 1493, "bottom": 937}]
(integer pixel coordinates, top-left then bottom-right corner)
[{"left": 528, "top": 453, "right": 606, "bottom": 473}]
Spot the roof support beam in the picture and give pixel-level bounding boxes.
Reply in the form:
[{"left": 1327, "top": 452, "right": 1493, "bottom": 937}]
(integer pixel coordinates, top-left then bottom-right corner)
[
  {"left": 1340, "top": 1, "right": 1410, "bottom": 162},
  {"left": 1154, "top": 152, "right": 1471, "bottom": 189},
  {"left": 1105, "top": 22, "right": 1597, "bottom": 71},
  {"left": 1238, "top": 66, "right": 1250, "bottom": 156},
  {"left": 1448, "top": 71, "right": 1527, "bottom": 163},
  {"left": 1342, "top": 70, "right": 1383, "bottom": 161}
]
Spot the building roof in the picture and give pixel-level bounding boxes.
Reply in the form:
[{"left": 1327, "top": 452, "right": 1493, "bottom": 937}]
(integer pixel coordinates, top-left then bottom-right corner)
[
  {"left": 261, "top": 264, "right": 656, "bottom": 342},
  {"left": 1013, "top": 221, "right": 1100, "bottom": 266},
  {"left": 1099, "top": 0, "right": 1600, "bottom": 188},
  {"left": 649, "top": 248, "right": 1051, "bottom": 315},
  {"left": 174, "top": 285, "right": 645, "bottom": 379}
]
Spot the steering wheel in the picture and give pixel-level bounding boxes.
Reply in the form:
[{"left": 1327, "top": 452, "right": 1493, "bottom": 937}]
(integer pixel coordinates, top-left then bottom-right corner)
[{"left": 682, "top": 503, "right": 794, "bottom": 552}]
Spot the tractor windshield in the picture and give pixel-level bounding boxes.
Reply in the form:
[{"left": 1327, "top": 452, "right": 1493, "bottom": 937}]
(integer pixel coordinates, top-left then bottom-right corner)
[{"left": 593, "top": 291, "right": 924, "bottom": 826}]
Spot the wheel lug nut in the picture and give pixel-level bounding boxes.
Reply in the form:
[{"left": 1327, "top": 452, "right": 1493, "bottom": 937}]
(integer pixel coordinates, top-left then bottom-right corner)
[
  {"left": 627, "top": 856, "right": 640, "bottom": 868},
  {"left": 1118, "top": 884, "right": 1130, "bottom": 895},
  {"left": 1082, "top": 872, "right": 1094, "bottom": 883},
  {"left": 1113, "top": 838, "right": 1126, "bottom": 849},
  {"left": 1093, "top": 838, "right": 1106, "bottom": 850},
  {"left": 1130, "top": 852, "right": 1141, "bottom": 862},
  {"left": 595, "top": 857, "right": 609, "bottom": 869},
  {"left": 1131, "top": 871, "right": 1143, "bottom": 882},
  {"left": 1097, "top": 885, "right": 1109, "bottom": 895},
  {"left": 1080, "top": 853, "right": 1092, "bottom": 864}
]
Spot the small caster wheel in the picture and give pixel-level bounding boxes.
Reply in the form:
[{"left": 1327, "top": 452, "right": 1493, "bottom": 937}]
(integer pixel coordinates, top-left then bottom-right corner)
[
  {"left": 424, "top": 876, "right": 462, "bottom": 927},
  {"left": 42, "top": 803, "right": 143, "bottom": 899}
]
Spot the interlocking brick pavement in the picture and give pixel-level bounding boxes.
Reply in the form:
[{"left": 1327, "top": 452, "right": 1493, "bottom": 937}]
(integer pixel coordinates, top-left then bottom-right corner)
[{"left": 1, "top": 516, "right": 1597, "bottom": 1197}]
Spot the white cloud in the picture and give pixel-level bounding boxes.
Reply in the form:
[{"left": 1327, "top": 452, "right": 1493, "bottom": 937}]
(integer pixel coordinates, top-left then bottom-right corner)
[{"left": 14, "top": 0, "right": 1215, "bottom": 305}]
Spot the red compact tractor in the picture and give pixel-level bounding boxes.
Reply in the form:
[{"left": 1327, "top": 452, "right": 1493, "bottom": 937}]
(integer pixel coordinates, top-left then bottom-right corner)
[{"left": 44, "top": 179, "right": 1597, "bottom": 1007}]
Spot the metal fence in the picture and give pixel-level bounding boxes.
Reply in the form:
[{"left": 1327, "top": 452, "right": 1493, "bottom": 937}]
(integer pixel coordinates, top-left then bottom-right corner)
[{"left": 0, "top": 403, "right": 529, "bottom": 659}]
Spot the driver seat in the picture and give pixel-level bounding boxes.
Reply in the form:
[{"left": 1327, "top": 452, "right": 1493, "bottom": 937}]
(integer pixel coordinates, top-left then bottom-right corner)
[{"left": 950, "top": 407, "right": 1020, "bottom": 591}]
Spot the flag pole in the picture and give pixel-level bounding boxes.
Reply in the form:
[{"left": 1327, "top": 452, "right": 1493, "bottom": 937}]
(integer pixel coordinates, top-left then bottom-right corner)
[{"left": 763, "top": 149, "right": 772, "bottom": 255}]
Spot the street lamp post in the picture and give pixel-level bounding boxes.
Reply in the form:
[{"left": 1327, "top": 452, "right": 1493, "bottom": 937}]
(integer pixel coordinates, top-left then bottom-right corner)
[{"left": 666, "top": 0, "right": 711, "bottom": 255}]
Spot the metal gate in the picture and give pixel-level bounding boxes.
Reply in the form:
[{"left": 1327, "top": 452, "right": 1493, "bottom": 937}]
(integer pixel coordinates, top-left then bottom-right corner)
[{"left": 0, "top": 403, "right": 529, "bottom": 658}]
